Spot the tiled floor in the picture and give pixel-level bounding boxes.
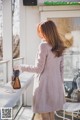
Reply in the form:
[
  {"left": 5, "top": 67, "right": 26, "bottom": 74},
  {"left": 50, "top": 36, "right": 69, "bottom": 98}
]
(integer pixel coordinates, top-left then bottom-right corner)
[
  {"left": 15, "top": 107, "right": 62, "bottom": 120},
  {"left": 15, "top": 107, "right": 33, "bottom": 120},
  {"left": 15, "top": 107, "right": 80, "bottom": 120}
]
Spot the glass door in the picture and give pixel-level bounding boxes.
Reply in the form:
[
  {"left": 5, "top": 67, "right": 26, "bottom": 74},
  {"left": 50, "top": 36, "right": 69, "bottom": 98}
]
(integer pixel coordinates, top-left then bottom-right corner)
[
  {"left": 40, "top": 9, "right": 80, "bottom": 96},
  {"left": 40, "top": 9, "right": 80, "bottom": 81}
]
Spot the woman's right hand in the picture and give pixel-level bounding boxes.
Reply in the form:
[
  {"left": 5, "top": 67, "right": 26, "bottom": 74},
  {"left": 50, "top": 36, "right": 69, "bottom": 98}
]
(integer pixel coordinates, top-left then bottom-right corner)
[{"left": 13, "top": 65, "right": 21, "bottom": 71}]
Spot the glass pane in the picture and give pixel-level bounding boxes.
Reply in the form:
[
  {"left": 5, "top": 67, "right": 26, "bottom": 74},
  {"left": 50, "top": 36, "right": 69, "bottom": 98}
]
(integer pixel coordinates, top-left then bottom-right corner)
[
  {"left": 13, "top": 57, "right": 24, "bottom": 67},
  {"left": 0, "top": 0, "right": 3, "bottom": 61},
  {"left": 12, "top": 96, "right": 22, "bottom": 119},
  {"left": 49, "top": 17, "right": 80, "bottom": 98},
  {"left": 49, "top": 17, "right": 80, "bottom": 80},
  {"left": 0, "top": 65, "right": 3, "bottom": 86},
  {"left": 12, "top": 0, "right": 20, "bottom": 59},
  {"left": 0, "top": 0, "right": 4, "bottom": 86},
  {"left": 0, "top": 62, "right": 8, "bottom": 86}
]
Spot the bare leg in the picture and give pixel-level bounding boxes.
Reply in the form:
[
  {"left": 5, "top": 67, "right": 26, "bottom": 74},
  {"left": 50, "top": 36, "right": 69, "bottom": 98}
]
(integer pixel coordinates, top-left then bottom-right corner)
[
  {"left": 33, "top": 113, "right": 42, "bottom": 120},
  {"left": 41, "top": 113, "right": 50, "bottom": 120},
  {"left": 49, "top": 112, "right": 55, "bottom": 120}
]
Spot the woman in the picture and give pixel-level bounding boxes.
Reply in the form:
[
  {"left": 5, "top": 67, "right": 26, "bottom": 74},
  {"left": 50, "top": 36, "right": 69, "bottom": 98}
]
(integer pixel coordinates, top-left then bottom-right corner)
[{"left": 17, "top": 20, "right": 67, "bottom": 120}]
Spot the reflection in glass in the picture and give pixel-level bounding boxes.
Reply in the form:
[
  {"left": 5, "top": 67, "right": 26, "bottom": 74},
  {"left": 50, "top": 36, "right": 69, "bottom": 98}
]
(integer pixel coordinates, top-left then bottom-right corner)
[
  {"left": 50, "top": 17, "right": 80, "bottom": 80},
  {"left": 0, "top": 0, "right": 3, "bottom": 61},
  {"left": 12, "top": 0, "right": 20, "bottom": 59},
  {"left": 0, "top": 0, "right": 3, "bottom": 86}
]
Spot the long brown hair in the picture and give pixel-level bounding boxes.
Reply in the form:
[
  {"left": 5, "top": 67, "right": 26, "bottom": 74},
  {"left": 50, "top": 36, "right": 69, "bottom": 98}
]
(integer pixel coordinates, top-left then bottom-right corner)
[{"left": 39, "top": 20, "right": 66, "bottom": 57}]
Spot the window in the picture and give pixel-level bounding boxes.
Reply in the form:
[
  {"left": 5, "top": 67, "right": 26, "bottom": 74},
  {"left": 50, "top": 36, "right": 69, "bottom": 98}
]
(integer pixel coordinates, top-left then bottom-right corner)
[
  {"left": 12, "top": 0, "right": 23, "bottom": 67},
  {"left": 0, "top": 0, "right": 3, "bottom": 61},
  {"left": 0, "top": 0, "right": 4, "bottom": 86},
  {"left": 40, "top": 9, "right": 80, "bottom": 81},
  {"left": 12, "top": 0, "right": 20, "bottom": 59},
  {"left": 50, "top": 17, "right": 80, "bottom": 80},
  {"left": 40, "top": 8, "right": 80, "bottom": 94}
]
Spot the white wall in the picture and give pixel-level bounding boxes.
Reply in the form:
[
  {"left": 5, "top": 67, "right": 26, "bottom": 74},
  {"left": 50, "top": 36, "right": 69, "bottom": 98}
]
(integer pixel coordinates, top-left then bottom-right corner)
[
  {"left": 20, "top": 1, "right": 40, "bottom": 65},
  {"left": 25, "top": 6, "right": 40, "bottom": 64},
  {"left": 20, "top": 0, "right": 40, "bottom": 105}
]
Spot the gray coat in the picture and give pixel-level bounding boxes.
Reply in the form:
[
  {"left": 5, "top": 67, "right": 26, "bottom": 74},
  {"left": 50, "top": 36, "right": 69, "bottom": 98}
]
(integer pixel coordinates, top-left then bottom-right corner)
[{"left": 21, "top": 41, "right": 65, "bottom": 113}]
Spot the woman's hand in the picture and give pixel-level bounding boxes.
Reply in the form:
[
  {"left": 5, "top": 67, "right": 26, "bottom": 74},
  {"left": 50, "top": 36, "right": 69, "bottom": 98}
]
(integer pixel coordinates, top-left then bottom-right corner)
[{"left": 13, "top": 65, "right": 21, "bottom": 71}]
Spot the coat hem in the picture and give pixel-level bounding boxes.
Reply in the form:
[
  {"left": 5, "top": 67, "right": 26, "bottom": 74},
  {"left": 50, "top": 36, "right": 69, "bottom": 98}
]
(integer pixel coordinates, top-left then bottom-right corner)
[{"left": 33, "top": 107, "right": 64, "bottom": 113}]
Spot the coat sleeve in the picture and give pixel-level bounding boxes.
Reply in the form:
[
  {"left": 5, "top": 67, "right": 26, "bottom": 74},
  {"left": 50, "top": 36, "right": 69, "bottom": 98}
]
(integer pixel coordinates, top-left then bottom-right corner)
[
  {"left": 20, "top": 43, "right": 47, "bottom": 74},
  {"left": 60, "top": 56, "right": 64, "bottom": 82}
]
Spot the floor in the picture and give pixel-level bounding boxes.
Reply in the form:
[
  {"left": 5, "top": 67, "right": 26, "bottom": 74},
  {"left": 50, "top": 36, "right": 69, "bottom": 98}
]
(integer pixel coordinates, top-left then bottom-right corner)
[
  {"left": 15, "top": 107, "right": 33, "bottom": 120},
  {"left": 15, "top": 107, "right": 80, "bottom": 120}
]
